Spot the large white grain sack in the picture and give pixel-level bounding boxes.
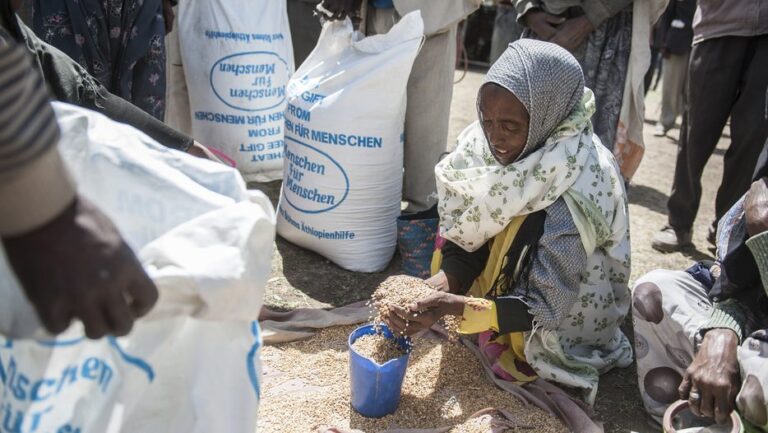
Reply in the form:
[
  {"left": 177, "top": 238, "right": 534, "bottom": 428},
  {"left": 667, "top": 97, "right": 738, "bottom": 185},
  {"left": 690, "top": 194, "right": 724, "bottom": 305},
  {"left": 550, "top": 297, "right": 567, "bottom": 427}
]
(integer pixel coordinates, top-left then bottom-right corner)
[
  {"left": 0, "top": 103, "right": 275, "bottom": 433},
  {"left": 177, "top": 0, "right": 294, "bottom": 182},
  {"left": 276, "top": 12, "right": 424, "bottom": 272}
]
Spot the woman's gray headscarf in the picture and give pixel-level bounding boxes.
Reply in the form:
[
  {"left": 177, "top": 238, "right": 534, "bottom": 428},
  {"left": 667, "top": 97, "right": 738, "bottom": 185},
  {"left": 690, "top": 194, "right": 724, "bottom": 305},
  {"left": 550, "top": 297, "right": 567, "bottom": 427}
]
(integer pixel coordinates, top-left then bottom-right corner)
[{"left": 481, "top": 39, "right": 585, "bottom": 161}]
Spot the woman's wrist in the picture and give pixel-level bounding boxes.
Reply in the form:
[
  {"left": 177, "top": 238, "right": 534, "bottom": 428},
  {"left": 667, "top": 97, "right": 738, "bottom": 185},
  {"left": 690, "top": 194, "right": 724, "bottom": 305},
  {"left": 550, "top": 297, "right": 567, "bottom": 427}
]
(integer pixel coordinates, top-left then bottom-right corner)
[
  {"left": 444, "top": 293, "right": 467, "bottom": 316},
  {"left": 445, "top": 272, "right": 464, "bottom": 294}
]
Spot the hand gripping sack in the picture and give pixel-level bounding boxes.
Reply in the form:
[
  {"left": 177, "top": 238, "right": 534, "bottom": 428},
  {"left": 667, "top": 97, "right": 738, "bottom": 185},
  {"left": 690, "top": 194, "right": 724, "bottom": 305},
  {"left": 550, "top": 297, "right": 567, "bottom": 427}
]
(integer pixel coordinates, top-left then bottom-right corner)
[
  {"left": 0, "top": 103, "right": 275, "bottom": 433},
  {"left": 178, "top": 0, "right": 294, "bottom": 182},
  {"left": 276, "top": 12, "right": 424, "bottom": 272}
]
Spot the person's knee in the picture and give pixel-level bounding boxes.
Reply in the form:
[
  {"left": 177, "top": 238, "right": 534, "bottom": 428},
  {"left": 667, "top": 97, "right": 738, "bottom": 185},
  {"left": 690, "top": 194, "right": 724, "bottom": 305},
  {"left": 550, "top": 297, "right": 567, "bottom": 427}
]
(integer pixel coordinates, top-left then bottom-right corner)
[
  {"left": 644, "top": 366, "right": 683, "bottom": 405},
  {"left": 737, "top": 375, "right": 767, "bottom": 427},
  {"left": 633, "top": 281, "right": 664, "bottom": 324}
]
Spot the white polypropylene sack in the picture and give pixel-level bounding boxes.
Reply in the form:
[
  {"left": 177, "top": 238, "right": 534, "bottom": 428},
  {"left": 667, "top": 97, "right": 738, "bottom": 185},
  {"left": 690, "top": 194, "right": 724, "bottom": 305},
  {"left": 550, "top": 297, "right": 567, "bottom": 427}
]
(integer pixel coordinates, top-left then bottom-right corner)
[
  {"left": 0, "top": 103, "right": 275, "bottom": 433},
  {"left": 177, "top": 0, "right": 294, "bottom": 182},
  {"left": 276, "top": 13, "right": 424, "bottom": 272}
]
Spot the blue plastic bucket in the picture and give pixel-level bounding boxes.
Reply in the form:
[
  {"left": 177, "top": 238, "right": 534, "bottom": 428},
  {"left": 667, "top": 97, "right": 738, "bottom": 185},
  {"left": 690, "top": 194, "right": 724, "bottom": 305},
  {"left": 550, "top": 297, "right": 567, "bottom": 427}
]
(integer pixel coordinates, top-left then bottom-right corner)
[{"left": 348, "top": 324, "right": 412, "bottom": 418}]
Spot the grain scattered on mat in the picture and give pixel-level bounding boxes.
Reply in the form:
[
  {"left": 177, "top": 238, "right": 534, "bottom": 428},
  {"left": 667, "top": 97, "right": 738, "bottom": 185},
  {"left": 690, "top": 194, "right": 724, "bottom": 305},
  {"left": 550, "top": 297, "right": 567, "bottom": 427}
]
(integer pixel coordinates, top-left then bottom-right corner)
[
  {"left": 370, "top": 275, "right": 460, "bottom": 339},
  {"left": 351, "top": 334, "right": 405, "bottom": 364},
  {"left": 258, "top": 325, "right": 566, "bottom": 433},
  {"left": 449, "top": 415, "right": 518, "bottom": 433}
]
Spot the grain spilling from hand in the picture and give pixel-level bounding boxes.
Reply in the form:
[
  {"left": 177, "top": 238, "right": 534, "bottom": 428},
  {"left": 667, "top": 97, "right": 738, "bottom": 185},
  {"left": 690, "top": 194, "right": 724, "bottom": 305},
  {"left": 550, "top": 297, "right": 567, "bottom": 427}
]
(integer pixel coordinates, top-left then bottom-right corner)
[
  {"left": 351, "top": 334, "right": 405, "bottom": 364},
  {"left": 258, "top": 325, "right": 566, "bottom": 433},
  {"left": 370, "top": 275, "right": 460, "bottom": 339}
]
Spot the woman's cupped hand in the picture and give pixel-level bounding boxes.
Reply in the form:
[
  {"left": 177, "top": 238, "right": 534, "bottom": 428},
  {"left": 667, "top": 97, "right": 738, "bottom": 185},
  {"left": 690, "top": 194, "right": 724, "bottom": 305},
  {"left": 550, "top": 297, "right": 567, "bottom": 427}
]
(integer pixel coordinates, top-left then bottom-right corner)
[{"left": 383, "top": 291, "right": 466, "bottom": 336}]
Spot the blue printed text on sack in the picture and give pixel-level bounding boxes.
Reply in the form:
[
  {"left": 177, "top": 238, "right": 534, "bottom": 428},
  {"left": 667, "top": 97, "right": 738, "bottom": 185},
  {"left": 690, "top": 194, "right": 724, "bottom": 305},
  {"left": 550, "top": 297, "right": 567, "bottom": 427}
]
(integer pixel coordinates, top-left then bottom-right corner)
[
  {"left": 204, "top": 30, "right": 286, "bottom": 44},
  {"left": 0, "top": 401, "right": 81, "bottom": 433},
  {"left": 0, "top": 355, "right": 113, "bottom": 402},
  {"left": 285, "top": 120, "right": 382, "bottom": 148},
  {"left": 219, "top": 63, "right": 275, "bottom": 76},
  {"left": 194, "top": 111, "right": 284, "bottom": 125},
  {"left": 279, "top": 207, "right": 355, "bottom": 240},
  {"left": 211, "top": 52, "right": 289, "bottom": 112}
]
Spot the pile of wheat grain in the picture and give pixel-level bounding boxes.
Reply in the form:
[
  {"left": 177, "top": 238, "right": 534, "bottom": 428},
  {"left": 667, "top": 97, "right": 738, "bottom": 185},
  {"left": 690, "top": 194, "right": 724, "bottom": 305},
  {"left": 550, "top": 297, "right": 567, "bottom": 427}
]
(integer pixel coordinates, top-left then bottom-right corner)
[
  {"left": 351, "top": 333, "right": 405, "bottom": 364},
  {"left": 258, "top": 325, "right": 565, "bottom": 433}
]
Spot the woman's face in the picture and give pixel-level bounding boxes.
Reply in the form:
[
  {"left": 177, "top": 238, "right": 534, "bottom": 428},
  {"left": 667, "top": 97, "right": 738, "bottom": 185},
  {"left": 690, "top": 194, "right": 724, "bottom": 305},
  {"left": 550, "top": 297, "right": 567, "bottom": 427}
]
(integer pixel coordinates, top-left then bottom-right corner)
[{"left": 478, "top": 84, "right": 530, "bottom": 166}]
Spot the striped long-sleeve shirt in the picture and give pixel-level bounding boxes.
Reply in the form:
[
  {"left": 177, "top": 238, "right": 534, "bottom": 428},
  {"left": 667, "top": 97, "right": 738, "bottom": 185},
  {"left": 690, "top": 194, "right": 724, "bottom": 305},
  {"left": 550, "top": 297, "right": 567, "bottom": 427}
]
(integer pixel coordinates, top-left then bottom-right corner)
[{"left": 0, "top": 30, "right": 75, "bottom": 236}]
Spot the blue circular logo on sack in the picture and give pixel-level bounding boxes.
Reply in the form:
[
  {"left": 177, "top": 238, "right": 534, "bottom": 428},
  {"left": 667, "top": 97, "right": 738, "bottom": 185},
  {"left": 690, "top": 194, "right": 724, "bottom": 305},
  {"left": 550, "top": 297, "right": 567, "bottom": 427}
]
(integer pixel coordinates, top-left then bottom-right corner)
[
  {"left": 210, "top": 51, "right": 290, "bottom": 112},
  {"left": 283, "top": 137, "right": 349, "bottom": 214}
]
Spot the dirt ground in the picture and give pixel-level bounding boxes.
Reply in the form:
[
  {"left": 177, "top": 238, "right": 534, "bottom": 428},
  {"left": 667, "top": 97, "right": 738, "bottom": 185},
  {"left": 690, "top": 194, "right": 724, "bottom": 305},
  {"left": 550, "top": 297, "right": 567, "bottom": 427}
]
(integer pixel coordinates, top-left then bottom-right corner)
[{"left": 253, "top": 69, "right": 730, "bottom": 433}]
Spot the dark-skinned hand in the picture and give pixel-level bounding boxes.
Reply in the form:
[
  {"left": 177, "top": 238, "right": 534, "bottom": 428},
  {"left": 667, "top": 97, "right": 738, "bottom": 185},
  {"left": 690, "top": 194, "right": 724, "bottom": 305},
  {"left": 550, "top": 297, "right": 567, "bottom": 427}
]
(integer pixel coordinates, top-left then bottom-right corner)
[
  {"left": 3, "top": 197, "right": 159, "bottom": 339},
  {"left": 384, "top": 291, "right": 465, "bottom": 336},
  {"left": 162, "top": 0, "right": 175, "bottom": 34},
  {"left": 745, "top": 177, "right": 768, "bottom": 237},
  {"left": 678, "top": 329, "right": 741, "bottom": 424},
  {"left": 320, "top": 0, "right": 363, "bottom": 21},
  {"left": 424, "top": 270, "right": 450, "bottom": 292},
  {"left": 548, "top": 16, "right": 594, "bottom": 52},
  {"left": 524, "top": 10, "right": 566, "bottom": 40}
]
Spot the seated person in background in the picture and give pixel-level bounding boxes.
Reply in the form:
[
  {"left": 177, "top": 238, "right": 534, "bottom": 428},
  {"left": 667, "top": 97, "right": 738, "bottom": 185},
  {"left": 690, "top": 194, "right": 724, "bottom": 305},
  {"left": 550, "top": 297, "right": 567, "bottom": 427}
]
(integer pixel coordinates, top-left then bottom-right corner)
[
  {"left": 384, "top": 39, "right": 632, "bottom": 405},
  {"left": 0, "top": 0, "right": 213, "bottom": 159},
  {"left": 633, "top": 152, "right": 768, "bottom": 429}
]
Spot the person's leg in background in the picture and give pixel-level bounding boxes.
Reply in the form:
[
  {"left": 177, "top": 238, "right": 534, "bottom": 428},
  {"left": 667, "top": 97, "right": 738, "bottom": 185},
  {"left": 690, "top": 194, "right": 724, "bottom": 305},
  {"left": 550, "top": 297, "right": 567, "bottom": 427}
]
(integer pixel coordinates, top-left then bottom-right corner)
[
  {"left": 489, "top": 2, "right": 521, "bottom": 64},
  {"left": 655, "top": 50, "right": 689, "bottom": 137},
  {"left": 714, "top": 35, "right": 768, "bottom": 227},
  {"left": 632, "top": 270, "right": 712, "bottom": 425},
  {"left": 654, "top": 37, "right": 746, "bottom": 252},
  {"left": 401, "top": 26, "right": 456, "bottom": 213},
  {"left": 288, "top": 0, "right": 322, "bottom": 67},
  {"left": 644, "top": 47, "right": 661, "bottom": 96},
  {"left": 367, "top": 6, "right": 457, "bottom": 213}
]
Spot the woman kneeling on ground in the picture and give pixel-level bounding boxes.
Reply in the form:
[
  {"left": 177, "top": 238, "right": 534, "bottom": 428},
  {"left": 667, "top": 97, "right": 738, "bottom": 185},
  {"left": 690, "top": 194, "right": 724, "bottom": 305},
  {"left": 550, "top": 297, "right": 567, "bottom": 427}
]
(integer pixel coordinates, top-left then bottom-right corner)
[{"left": 383, "top": 39, "right": 632, "bottom": 404}]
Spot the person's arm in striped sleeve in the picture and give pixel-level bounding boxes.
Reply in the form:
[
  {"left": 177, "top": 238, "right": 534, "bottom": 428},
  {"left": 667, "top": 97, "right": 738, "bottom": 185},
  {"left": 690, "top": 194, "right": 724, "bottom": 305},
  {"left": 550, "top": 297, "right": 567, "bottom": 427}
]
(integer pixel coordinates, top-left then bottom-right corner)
[
  {"left": 0, "top": 33, "right": 158, "bottom": 339},
  {"left": 0, "top": 30, "right": 74, "bottom": 236}
]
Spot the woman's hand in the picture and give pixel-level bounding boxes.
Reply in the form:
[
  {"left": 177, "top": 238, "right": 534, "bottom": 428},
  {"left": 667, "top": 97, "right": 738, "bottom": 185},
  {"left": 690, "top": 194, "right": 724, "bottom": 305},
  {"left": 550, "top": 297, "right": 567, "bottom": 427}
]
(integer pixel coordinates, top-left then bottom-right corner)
[
  {"left": 548, "top": 16, "right": 594, "bottom": 52},
  {"left": 384, "top": 292, "right": 466, "bottom": 336},
  {"left": 424, "top": 270, "right": 450, "bottom": 292},
  {"left": 524, "top": 10, "right": 566, "bottom": 40}
]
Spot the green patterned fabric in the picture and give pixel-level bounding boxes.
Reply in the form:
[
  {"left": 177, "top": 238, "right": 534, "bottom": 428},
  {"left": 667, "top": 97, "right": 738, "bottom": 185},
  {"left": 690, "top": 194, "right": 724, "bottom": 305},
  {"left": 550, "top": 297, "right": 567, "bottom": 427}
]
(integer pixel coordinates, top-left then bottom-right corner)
[{"left": 746, "top": 231, "right": 768, "bottom": 298}]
